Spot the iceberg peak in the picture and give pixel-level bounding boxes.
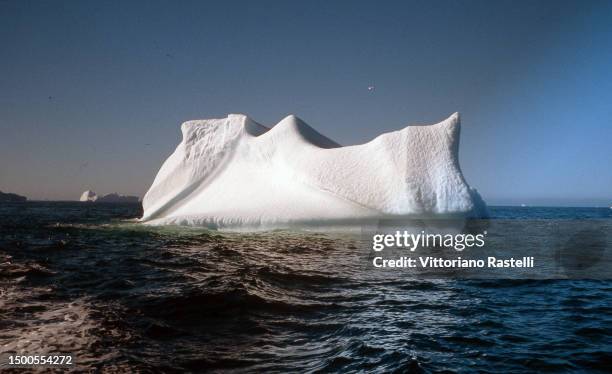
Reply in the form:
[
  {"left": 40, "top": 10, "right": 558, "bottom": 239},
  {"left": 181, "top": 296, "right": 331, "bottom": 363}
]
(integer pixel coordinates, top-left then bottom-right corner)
[{"left": 268, "top": 114, "right": 341, "bottom": 149}]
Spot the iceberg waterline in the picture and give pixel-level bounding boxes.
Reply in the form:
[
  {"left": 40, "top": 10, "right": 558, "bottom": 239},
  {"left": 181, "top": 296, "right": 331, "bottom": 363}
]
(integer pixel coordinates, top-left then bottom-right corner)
[{"left": 141, "top": 113, "right": 487, "bottom": 228}]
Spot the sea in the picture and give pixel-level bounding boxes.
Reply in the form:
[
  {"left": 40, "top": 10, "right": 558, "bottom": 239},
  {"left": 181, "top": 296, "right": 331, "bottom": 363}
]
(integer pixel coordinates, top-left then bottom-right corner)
[{"left": 1, "top": 202, "right": 611, "bottom": 372}]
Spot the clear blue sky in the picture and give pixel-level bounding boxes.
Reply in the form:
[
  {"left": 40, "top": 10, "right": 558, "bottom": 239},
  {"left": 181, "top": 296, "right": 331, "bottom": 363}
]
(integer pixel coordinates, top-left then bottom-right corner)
[{"left": 1, "top": 0, "right": 611, "bottom": 205}]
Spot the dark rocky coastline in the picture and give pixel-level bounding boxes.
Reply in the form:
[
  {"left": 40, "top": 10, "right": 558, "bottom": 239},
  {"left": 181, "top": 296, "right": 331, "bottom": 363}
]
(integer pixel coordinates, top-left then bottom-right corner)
[{"left": 0, "top": 191, "right": 27, "bottom": 202}]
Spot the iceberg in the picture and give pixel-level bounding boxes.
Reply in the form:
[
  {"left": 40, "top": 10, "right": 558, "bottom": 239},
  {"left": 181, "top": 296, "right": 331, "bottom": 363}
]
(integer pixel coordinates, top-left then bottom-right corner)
[
  {"left": 80, "top": 190, "right": 98, "bottom": 202},
  {"left": 79, "top": 190, "right": 139, "bottom": 203},
  {"left": 97, "top": 193, "right": 139, "bottom": 203},
  {"left": 141, "top": 113, "right": 487, "bottom": 229}
]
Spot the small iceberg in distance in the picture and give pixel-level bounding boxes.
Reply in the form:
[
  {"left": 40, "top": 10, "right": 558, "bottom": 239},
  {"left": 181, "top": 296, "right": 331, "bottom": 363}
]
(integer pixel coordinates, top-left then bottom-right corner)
[
  {"left": 141, "top": 113, "right": 488, "bottom": 229},
  {"left": 80, "top": 190, "right": 98, "bottom": 202},
  {"left": 80, "top": 190, "right": 139, "bottom": 203}
]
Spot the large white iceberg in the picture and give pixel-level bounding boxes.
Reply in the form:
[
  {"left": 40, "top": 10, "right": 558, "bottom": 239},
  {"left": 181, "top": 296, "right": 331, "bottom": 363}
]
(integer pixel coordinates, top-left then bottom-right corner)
[{"left": 141, "top": 113, "right": 487, "bottom": 228}]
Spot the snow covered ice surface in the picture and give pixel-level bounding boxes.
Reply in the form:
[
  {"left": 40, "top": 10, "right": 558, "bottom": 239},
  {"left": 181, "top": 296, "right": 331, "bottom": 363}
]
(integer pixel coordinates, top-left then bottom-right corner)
[{"left": 141, "top": 113, "right": 488, "bottom": 230}]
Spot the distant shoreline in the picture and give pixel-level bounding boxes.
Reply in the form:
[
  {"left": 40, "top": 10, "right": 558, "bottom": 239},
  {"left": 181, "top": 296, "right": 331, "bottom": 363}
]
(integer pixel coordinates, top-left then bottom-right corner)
[{"left": 2, "top": 201, "right": 609, "bottom": 209}]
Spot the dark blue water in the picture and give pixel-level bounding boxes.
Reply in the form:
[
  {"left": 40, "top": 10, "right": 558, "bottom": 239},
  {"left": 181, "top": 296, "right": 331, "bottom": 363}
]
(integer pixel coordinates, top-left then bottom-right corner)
[{"left": 1, "top": 202, "right": 611, "bottom": 372}]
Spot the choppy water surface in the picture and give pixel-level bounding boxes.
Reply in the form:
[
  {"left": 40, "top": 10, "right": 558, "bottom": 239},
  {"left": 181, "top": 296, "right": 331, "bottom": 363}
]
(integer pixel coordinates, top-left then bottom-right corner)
[{"left": 1, "top": 202, "right": 611, "bottom": 372}]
